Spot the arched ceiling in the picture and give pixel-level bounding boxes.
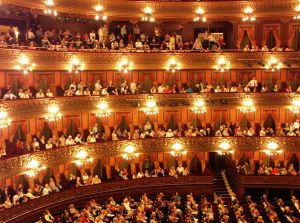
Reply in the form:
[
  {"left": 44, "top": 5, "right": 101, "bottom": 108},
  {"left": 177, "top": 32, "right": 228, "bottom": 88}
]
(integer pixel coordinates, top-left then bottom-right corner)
[{"left": 0, "top": 0, "right": 297, "bottom": 21}]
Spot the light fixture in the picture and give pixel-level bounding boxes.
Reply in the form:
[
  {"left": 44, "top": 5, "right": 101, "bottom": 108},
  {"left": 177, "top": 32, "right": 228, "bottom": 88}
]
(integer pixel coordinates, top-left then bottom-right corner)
[
  {"left": 264, "top": 141, "right": 283, "bottom": 156},
  {"left": 214, "top": 57, "right": 230, "bottom": 72},
  {"left": 144, "top": 95, "right": 159, "bottom": 115},
  {"left": 170, "top": 142, "right": 187, "bottom": 157},
  {"left": 293, "top": 4, "right": 300, "bottom": 19},
  {"left": 25, "top": 159, "right": 46, "bottom": 177},
  {"left": 193, "top": 7, "right": 206, "bottom": 22},
  {"left": 96, "top": 99, "right": 111, "bottom": 117},
  {"left": 265, "top": 58, "right": 282, "bottom": 72},
  {"left": 0, "top": 110, "right": 11, "bottom": 129},
  {"left": 118, "top": 59, "right": 133, "bottom": 73},
  {"left": 44, "top": 0, "right": 58, "bottom": 16},
  {"left": 239, "top": 95, "right": 256, "bottom": 113},
  {"left": 289, "top": 98, "right": 300, "bottom": 113},
  {"left": 217, "top": 141, "right": 234, "bottom": 155},
  {"left": 141, "top": 6, "right": 155, "bottom": 22},
  {"left": 122, "top": 145, "right": 139, "bottom": 161},
  {"left": 68, "top": 58, "right": 84, "bottom": 73},
  {"left": 242, "top": 6, "right": 256, "bottom": 21},
  {"left": 191, "top": 98, "right": 206, "bottom": 114},
  {"left": 45, "top": 105, "right": 62, "bottom": 121},
  {"left": 167, "top": 58, "right": 181, "bottom": 73},
  {"left": 94, "top": 4, "right": 107, "bottom": 21},
  {"left": 75, "top": 150, "right": 94, "bottom": 166},
  {"left": 16, "top": 55, "right": 35, "bottom": 74}
]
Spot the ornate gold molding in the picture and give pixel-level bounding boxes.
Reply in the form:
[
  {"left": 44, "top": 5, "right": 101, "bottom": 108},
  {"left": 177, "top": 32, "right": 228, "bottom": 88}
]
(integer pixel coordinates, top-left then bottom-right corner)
[{"left": 0, "top": 136, "right": 299, "bottom": 180}]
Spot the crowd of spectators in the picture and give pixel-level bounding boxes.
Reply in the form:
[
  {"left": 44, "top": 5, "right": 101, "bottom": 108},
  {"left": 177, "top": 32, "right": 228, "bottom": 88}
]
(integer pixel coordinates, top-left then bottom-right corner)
[
  {"left": 3, "top": 77, "right": 300, "bottom": 100},
  {"left": 0, "top": 165, "right": 191, "bottom": 212}
]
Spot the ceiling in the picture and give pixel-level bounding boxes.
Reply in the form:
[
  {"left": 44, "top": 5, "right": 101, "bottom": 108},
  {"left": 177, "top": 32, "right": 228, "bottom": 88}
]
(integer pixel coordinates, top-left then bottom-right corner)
[{"left": 0, "top": 0, "right": 297, "bottom": 21}]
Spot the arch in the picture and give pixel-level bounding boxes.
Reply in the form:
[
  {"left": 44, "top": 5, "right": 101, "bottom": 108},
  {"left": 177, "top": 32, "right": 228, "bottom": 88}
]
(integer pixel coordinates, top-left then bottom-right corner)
[{"left": 240, "top": 31, "right": 252, "bottom": 49}]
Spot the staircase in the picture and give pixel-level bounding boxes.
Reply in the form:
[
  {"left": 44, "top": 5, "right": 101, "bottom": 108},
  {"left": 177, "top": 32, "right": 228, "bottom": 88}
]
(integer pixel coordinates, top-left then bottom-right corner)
[{"left": 213, "top": 170, "right": 233, "bottom": 201}]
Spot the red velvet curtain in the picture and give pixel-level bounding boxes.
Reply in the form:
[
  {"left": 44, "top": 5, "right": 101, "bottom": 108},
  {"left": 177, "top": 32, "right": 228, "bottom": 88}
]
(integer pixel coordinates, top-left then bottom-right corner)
[
  {"left": 236, "top": 26, "right": 256, "bottom": 49},
  {"left": 288, "top": 26, "right": 298, "bottom": 47},
  {"left": 262, "top": 25, "right": 281, "bottom": 48}
]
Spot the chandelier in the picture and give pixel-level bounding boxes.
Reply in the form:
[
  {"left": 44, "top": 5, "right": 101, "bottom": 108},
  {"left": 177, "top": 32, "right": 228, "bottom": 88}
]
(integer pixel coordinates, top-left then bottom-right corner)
[
  {"left": 242, "top": 6, "right": 256, "bottom": 21},
  {"left": 239, "top": 96, "right": 256, "bottom": 113},
  {"left": 167, "top": 58, "right": 181, "bottom": 73},
  {"left": 96, "top": 100, "right": 111, "bottom": 117},
  {"left": 16, "top": 55, "right": 35, "bottom": 74},
  {"left": 264, "top": 141, "right": 283, "bottom": 156},
  {"left": 265, "top": 58, "right": 282, "bottom": 71},
  {"left": 214, "top": 57, "right": 230, "bottom": 72},
  {"left": 193, "top": 7, "right": 207, "bottom": 22},
  {"left": 25, "top": 160, "right": 46, "bottom": 177},
  {"left": 118, "top": 59, "right": 133, "bottom": 73},
  {"left": 144, "top": 95, "right": 159, "bottom": 115},
  {"left": 68, "top": 58, "right": 84, "bottom": 74},
  {"left": 122, "top": 145, "right": 139, "bottom": 161},
  {"left": 75, "top": 151, "right": 94, "bottom": 166},
  {"left": 94, "top": 4, "right": 107, "bottom": 21},
  {"left": 45, "top": 105, "right": 62, "bottom": 121},
  {"left": 170, "top": 142, "right": 187, "bottom": 157},
  {"left": 141, "top": 6, "right": 155, "bottom": 22},
  {"left": 191, "top": 98, "right": 206, "bottom": 114},
  {"left": 217, "top": 141, "right": 234, "bottom": 155},
  {"left": 0, "top": 110, "right": 11, "bottom": 129},
  {"left": 289, "top": 98, "right": 300, "bottom": 113},
  {"left": 44, "top": 0, "right": 58, "bottom": 16},
  {"left": 294, "top": 4, "right": 300, "bottom": 19}
]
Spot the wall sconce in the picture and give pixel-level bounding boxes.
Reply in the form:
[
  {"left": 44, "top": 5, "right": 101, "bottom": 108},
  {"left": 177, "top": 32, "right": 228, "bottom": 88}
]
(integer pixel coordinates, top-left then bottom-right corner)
[
  {"left": 25, "top": 159, "right": 46, "bottom": 177},
  {"left": 264, "top": 141, "right": 283, "bottom": 156},
  {"left": 44, "top": 0, "right": 58, "bottom": 16},
  {"left": 191, "top": 97, "right": 207, "bottom": 114},
  {"left": 265, "top": 58, "right": 282, "bottom": 71},
  {"left": 141, "top": 6, "right": 155, "bottom": 22},
  {"left": 45, "top": 105, "right": 62, "bottom": 121},
  {"left": 214, "top": 57, "right": 230, "bottom": 72},
  {"left": 242, "top": 6, "right": 256, "bottom": 21},
  {"left": 0, "top": 110, "right": 11, "bottom": 129},
  {"left": 68, "top": 58, "right": 84, "bottom": 73},
  {"left": 239, "top": 95, "right": 256, "bottom": 113},
  {"left": 290, "top": 98, "right": 300, "bottom": 113},
  {"left": 75, "top": 150, "right": 93, "bottom": 166},
  {"left": 167, "top": 58, "right": 181, "bottom": 73},
  {"left": 144, "top": 95, "right": 159, "bottom": 115},
  {"left": 16, "top": 55, "right": 36, "bottom": 74},
  {"left": 293, "top": 4, "right": 300, "bottom": 19},
  {"left": 217, "top": 141, "right": 234, "bottom": 155},
  {"left": 118, "top": 59, "right": 133, "bottom": 73},
  {"left": 170, "top": 142, "right": 187, "bottom": 157},
  {"left": 96, "top": 99, "right": 111, "bottom": 117},
  {"left": 94, "top": 4, "right": 107, "bottom": 21},
  {"left": 193, "top": 7, "right": 206, "bottom": 22},
  {"left": 122, "top": 145, "right": 139, "bottom": 160}
]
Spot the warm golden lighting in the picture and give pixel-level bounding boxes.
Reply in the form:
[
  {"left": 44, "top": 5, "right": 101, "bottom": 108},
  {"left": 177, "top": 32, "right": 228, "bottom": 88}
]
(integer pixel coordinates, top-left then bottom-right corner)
[
  {"left": 265, "top": 141, "right": 283, "bottom": 156},
  {"left": 167, "top": 58, "right": 181, "bottom": 73},
  {"left": 191, "top": 98, "right": 206, "bottom": 114},
  {"left": 170, "top": 142, "right": 187, "bottom": 157},
  {"left": 265, "top": 58, "right": 282, "bottom": 71},
  {"left": 45, "top": 105, "right": 62, "bottom": 121},
  {"left": 193, "top": 7, "right": 206, "bottom": 22},
  {"left": 96, "top": 100, "right": 111, "bottom": 117},
  {"left": 242, "top": 6, "right": 256, "bottom": 21},
  {"left": 0, "top": 110, "right": 11, "bottom": 129},
  {"left": 142, "top": 6, "right": 155, "bottom": 22},
  {"left": 294, "top": 4, "right": 300, "bottom": 19},
  {"left": 94, "top": 4, "right": 107, "bottom": 21},
  {"left": 122, "top": 145, "right": 139, "bottom": 160},
  {"left": 144, "top": 95, "right": 159, "bottom": 115},
  {"left": 118, "top": 59, "right": 133, "bottom": 73},
  {"left": 75, "top": 151, "right": 93, "bottom": 166},
  {"left": 214, "top": 57, "right": 230, "bottom": 72},
  {"left": 26, "top": 159, "right": 46, "bottom": 177},
  {"left": 68, "top": 58, "right": 84, "bottom": 73},
  {"left": 16, "top": 55, "right": 36, "bottom": 74},
  {"left": 290, "top": 98, "right": 300, "bottom": 113},
  {"left": 217, "top": 141, "right": 234, "bottom": 155},
  {"left": 239, "top": 96, "right": 256, "bottom": 113},
  {"left": 44, "top": 0, "right": 58, "bottom": 16}
]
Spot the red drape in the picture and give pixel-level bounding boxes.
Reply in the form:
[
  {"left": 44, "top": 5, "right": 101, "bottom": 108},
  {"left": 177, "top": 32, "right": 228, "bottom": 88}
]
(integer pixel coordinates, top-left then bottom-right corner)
[
  {"left": 236, "top": 26, "right": 256, "bottom": 49},
  {"left": 262, "top": 25, "right": 281, "bottom": 48},
  {"left": 288, "top": 26, "right": 297, "bottom": 47}
]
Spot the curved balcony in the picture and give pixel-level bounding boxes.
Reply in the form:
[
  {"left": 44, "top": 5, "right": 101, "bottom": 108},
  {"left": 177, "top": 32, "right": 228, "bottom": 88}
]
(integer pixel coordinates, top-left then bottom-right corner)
[
  {"left": 1, "top": 93, "right": 297, "bottom": 118},
  {"left": 0, "top": 176, "right": 214, "bottom": 223},
  {"left": 1, "top": 48, "right": 300, "bottom": 70},
  {"left": 1, "top": 136, "right": 300, "bottom": 180}
]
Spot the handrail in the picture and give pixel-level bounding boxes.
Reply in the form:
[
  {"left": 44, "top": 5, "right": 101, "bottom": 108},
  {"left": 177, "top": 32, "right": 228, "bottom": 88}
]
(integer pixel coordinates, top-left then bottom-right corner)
[{"left": 0, "top": 176, "right": 214, "bottom": 223}]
